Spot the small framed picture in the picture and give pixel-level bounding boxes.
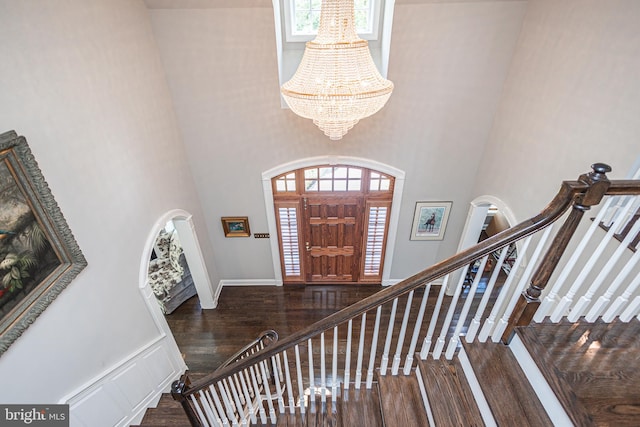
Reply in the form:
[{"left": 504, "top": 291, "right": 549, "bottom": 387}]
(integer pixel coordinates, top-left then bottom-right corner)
[
  {"left": 411, "top": 202, "right": 452, "bottom": 241},
  {"left": 221, "top": 217, "right": 251, "bottom": 237}
]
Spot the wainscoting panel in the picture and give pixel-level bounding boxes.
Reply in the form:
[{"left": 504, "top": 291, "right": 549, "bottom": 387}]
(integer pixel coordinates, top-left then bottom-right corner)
[{"left": 64, "top": 336, "right": 186, "bottom": 427}]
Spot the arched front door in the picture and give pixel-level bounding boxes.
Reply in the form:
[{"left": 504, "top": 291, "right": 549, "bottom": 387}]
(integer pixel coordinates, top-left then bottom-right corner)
[{"left": 272, "top": 165, "right": 394, "bottom": 284}]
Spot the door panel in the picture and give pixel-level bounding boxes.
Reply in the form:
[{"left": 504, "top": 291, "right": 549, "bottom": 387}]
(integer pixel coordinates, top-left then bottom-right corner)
[
  {"left": 272, "top": 165, "right": 394, "bottom": 285},
  {"left": 304, "top": 196, "right": 363, "bottom": 283}
]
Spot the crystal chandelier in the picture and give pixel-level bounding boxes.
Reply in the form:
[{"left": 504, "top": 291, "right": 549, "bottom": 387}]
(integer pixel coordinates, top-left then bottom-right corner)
[{"left": 281, "top": 0, "right": 394, "bottom": 140}]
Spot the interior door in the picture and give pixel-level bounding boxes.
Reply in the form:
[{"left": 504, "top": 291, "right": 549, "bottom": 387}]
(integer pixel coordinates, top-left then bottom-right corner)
[{"left": 303, "top": 196, "right": 364, "bottom": 283}]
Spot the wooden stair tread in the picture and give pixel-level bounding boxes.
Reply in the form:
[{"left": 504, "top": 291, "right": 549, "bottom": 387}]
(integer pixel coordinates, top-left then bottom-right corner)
[
  {"left": 519, "top": 318, "right": 640, "bottom": 426},
  {"left": 463, "top": 340, "right": 553, "bottom": 427},
  {"left": 416, "top": 356, "right": 485, "bottom": 426},
  {"left": 340, "top": 385, "right": 384, "bottom": 427},
  {"left": 377, "top": 373, "right": 430, "bottom": 427},
  {"left": 136, "top": 393, "right": 191, "bottom": 426}
]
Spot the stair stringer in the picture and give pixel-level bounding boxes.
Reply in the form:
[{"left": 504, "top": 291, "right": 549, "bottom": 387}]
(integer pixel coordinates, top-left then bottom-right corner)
[
  {"left": 414, "top": 364, "right": 436, "bottom": 426},
  {"left": 456, "top": 346, "right": 497, "bottom": 427},
  {"left": 509, "top": 333, "right": 573, "bottom": 426}
]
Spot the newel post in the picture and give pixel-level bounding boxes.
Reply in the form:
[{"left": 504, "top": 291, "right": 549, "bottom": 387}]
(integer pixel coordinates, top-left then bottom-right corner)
[
  {"left": 171, "top": 374, "right": 202, "bottom": 427},
  {"left": 501, "top": 163, "right": 612, "bottom": 343}
]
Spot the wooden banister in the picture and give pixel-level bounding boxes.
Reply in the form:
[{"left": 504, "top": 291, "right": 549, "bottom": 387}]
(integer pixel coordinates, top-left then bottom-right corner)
[
  {"left": 501, "top": 163, "right": 612, "bottom": 342},
  {"left": 181, "top": 169, "right": 598, "bottom": 395},
  {"left": 173, "top": 164, "right": 640, "bottom": 425}
]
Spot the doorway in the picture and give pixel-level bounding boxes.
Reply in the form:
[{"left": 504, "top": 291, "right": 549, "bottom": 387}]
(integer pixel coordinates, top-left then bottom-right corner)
[
  {"left": 263, "top": 157, "right": 405, "bottom": 286},
  {"left": 451, "top": 196, "right": 519, "bottom": 294},
  {"left": 139, "top": 209, "right": 216, "bottom": 355}
]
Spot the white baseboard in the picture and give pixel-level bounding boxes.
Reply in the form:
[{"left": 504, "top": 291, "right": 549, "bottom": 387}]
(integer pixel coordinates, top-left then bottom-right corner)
[
  {"left": 63, "top": 335, "right": 187, "bottom": 427},
  {"left": 382, "top": 278, "right": 444, "bottom": 287},
  {"left": 382, "top": 279, "right": 401, "bottom": 287},
  {"left": 219, "top": 279, "right": 282, "bottom": 287}
]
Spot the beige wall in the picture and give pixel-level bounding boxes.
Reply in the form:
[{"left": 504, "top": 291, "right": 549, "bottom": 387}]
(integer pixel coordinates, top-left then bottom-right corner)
[
  {"left": 473, "top": 0, "right": 640, "bottom": 221},
  {"left": 6, "top": 0, "right": 639, "bottom": 411},
  {"left": 0, "top": 0, "right": 216, "bottom": 403},
  {"left": 148, "top": 0, "right": 527, "bottom": 280}
]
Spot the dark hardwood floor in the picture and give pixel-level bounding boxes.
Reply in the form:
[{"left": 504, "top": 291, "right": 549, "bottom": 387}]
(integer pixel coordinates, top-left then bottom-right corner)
[
  {"left": 166, "top": 284, "right": 386, "bottom": 375},
  {"left": 519, "top": 318, "right": 640, "bottom": 427},
  {"left": 141, "top": 273, "right": 503, "bottom": 426},
  {"left": 165, "top": 279, "right": 501, "bottom": 376}
]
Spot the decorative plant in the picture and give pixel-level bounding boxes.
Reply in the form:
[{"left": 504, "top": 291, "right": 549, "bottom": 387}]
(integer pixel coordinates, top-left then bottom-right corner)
[{"left": 0, "top": 251, "right": 37, "bottom": 293}]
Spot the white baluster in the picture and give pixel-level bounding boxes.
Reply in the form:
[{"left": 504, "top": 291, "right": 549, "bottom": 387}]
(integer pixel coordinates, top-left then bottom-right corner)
[
  {"left": 587, "top": 246, "right": 640, "bottom": 322},
  {"left": 225, "top": 377, "right": 244, "bottom": 422},
  {"left": 308, "top": 338, "right": 315, "bottom": 397},
  {"left": 569, "top": 217, "right": 640, "bottom": 322},
  {"left": 248, "top": 362, "right": 267, "bottom": 424},
  {"left": 271, "top": 355, "right": 285, "bottom": 413},
  {"left": 380, "top": 298, "right": 398, "bottom": 374},
  {"left": 276, "top": 353, "right": 284, "bottom": 380},
  {"left": 620, "top": 296, "right": 640, "bottom": 322},
  {"left": 233, "top": 374, "right": 245, "bottom": 406},
  {"left": 467, "top": 247, "right": 508, "bottom": 341},
  {"left": 355, "top": 313, "right": 367, "bottom": 389},
  {"left": 332, "top": 326, "right": 338, "bottom": 401},
  {"left": 433, "top": 268, "right": 468, "bottom": 359},
  {"left": 281, "top": 350, "right": 295, "bottom": 414},
  {"left": 344, "top": 319, "right": 353, "bottom": 389},
  {"left": 218, "top": 382, "right": 239, "bottom": 426},
  {"left": 189, "top": 393, "right": 211, "bottom": 427},
  {"left": 391, "top": 290, "right": 414, "bottom": 374},
  {"left": 535, "top": 197, "right": 616, "bottom": 321},
  {"left": 601, "top": 195, "right": 628, "bottom": 227},
  {"left": 294, "top": 344, "right": 305, "bottom": 413},
  {"left": 209, "top": 385, "right": 231, "bottom": 427},
  {"left": 479, "top": 236, "right": 532, "bottom": 342},
  {"left": 404, "top": 284, "right": 431, "bottom": 374},
  {"left": 551, "top": 197, "right": 639, "bottom": 322},
  {"left": 201, "top": 389, "right": 220, "bottom": 427},
  {"left": 493, "top": 227, "right": 553, "bottom": 341},
  {"left": 259, "top": 360, "right": 277, "bottom": 423},
  {"left": 603, "top": 272, "right": 640, "bottom": 322},
  {"left": 241, "top": 366, "right": 253, "bottom": 399},
  {"left": 446, "top": 257, "right": 489, "bottom": 359},
  {"left": 367, "top": 306, "right": 383, "bottom": 387},
  {"left": 320, "top": 332, "right": 326, "bottom": 403},
  {"left": 237, "top": 369, "right": 256, "bottom": 424},
  {"left": 420, "top": 275, "right": 449, "bottom": 358}
]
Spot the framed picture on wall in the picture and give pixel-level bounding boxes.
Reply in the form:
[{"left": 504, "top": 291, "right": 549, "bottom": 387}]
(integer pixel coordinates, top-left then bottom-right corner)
[
  {"left": 0, "top": 131, "right": 87, "bottom": 355},
  {"left": 410, "top": 201, "right": 452, "bottom": 241},
  {"left": 221, "top": 217, "right": 251, "bottom": 237}
]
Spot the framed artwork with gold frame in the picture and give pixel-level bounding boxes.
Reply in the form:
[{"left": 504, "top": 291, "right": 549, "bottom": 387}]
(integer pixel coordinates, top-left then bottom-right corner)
[{"left": 221, "top": 217, "right": 251, "bottom": 237}]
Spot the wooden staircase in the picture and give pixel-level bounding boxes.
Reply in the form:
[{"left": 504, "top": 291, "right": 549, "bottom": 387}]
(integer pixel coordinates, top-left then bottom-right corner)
[
  {"left": 138, "top": 317, "right": 640, "bottom": 426},
  {"left": 137, "top": 165, "right": 640, "bottom": 426}
]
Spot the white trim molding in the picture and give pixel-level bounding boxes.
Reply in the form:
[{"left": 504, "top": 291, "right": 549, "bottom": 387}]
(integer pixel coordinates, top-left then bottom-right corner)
[
  {"left": 219, "top": 279, "right": 282, "bottom": 287},
  {"left": 63, "top": 336, "right": 186, "bottom": 427},
  {"left": 262, "top": 155, "right": 405, "bottom": 286}
]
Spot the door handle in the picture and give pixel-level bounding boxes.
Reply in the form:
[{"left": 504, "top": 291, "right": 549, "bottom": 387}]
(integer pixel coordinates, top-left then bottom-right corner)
[{"left": 305, "top": 242, "right": 311, "bottom": 252}]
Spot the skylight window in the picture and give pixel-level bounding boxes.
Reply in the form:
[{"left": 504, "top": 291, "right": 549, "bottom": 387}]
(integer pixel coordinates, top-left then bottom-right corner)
[{"left": 285, "top": 0, "right": 380, "bottom": 42}]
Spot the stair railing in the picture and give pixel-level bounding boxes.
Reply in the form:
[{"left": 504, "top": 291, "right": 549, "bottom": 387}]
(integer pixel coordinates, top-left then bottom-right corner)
[{"left": 172, "top": 164, "right": 640, "bottom": 426}]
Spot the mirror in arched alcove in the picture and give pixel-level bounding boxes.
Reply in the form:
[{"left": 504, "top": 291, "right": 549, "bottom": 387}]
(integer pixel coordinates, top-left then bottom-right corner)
[{"left": 147, "top": 220, "right": 197, "bottom": 315}]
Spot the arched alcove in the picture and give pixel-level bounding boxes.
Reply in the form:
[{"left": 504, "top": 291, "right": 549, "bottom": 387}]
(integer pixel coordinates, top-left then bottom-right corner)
[{"left": 139, "top": 209, "right": 216, "bottom": 346}]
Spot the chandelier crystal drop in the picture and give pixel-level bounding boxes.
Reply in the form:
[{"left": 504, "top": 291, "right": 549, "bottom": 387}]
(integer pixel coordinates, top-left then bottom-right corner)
[{"left": 281, "top": 0, "right": 394, "bottom": 141}]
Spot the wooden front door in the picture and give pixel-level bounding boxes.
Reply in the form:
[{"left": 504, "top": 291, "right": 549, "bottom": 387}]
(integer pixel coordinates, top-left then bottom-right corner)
[
  {"left": 272, "top": 165, "right": 394, "bottom": 285},
  {"left": 303, "top": 196, "right": 364, "bottom": 283}
]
